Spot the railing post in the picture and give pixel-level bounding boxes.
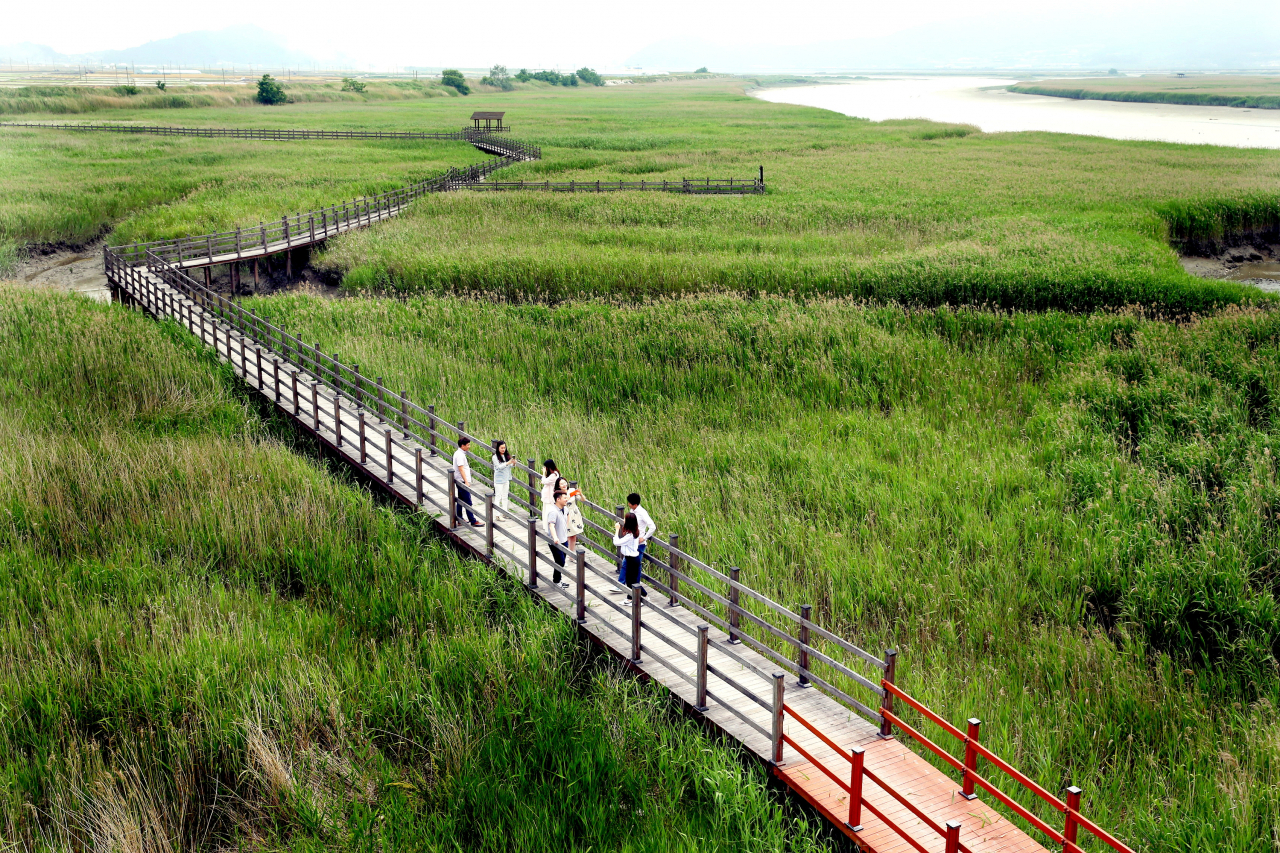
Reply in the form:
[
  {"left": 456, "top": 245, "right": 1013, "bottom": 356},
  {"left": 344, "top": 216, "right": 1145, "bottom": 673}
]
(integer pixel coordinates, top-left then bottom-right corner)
[
  {"left": 848, "top": 746, "right": 865, "bottom": 831},
  {"left": 290, "top": 368, "right": 298, "bottom": 414},
  {"left": 879, "top": 648, "right": 898, "bottom": 738},
  {"left": 771, "top": 673, "right": 785, "bottom": 765},
  {"left": 944, "top": 820, "right": 961, "bottom": 853},
  {"left": 728, "top": 566, "right": 742, "bottom": 644},
  {"left": 448, "top": 474, "right": 457, "bottom": 528},
  {"left": 384, "top": 428, "right": 393, "bottom": 483},
  {"left": 1064, "top": 786, "right": 1082, "bottom": 852},
  {"left": 962, "top": 718, "right": 981, "bottom": 799},
  {"left": 695, "top": 625, "right": 709, "bottom": 712},
  {"left": 667, "top": 532, "right": 680, "bottom": 606},
  {"left": 527, "top": 516, "right": 538, "bottom": 588},
  {"left": 311, "top": 382, "right": 319, "bottom": 431},
  {"left": 333, "top": 394, "right": 343, "bottom": 446},
  {"left": 631, "top": 585, "right": 642, "bottom": 662},
  {"left": 399, "top": 391, "right": 409, "bottom": 437},
  {"left": 427, "top": 404, "right": 437, "bottom": 456},
  {"left": 415, "top": 448, "right": 424, "bottom": 505},
  {"left": 575, "top": 547, "right": 587, "bottom": 623},
  {"left": 485, "top": 491, "right": 495, "bottom": 557},
  {"left": 359, "top": 410, "right": 367, "bottom": 463},
  {"left": 797, "top": 604, "right": 812, "bottom": 687},
  {"left": 271, "top": 358, "right": 280, "bottom": 403}
]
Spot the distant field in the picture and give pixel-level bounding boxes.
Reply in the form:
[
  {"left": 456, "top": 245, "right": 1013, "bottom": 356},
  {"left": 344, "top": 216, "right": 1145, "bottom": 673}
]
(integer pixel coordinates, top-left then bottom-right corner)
[
  {"left": 5, "top": 78, "right": 1280, "bottom": 313},
  {"left": 1010, "top": 75, "right": 1280, "bottom": 109}
]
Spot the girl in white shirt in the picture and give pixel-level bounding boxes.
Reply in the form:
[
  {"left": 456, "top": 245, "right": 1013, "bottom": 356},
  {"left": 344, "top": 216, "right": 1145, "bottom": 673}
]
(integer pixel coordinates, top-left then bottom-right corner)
[
  {"left": 491, "top": 440, "right": 516, "bottom": 517},
  {"left": 540, "top": 459, "right": 560, "bottom": 536},
  {"left": 613, "top": 513, "right": 648, "bottom": 602}
]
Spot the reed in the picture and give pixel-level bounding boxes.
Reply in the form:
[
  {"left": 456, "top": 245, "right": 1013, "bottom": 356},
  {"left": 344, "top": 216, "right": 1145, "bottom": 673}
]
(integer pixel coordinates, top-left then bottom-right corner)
[{"left": 0, "top": 285, "right": 833, "bottom": 852}]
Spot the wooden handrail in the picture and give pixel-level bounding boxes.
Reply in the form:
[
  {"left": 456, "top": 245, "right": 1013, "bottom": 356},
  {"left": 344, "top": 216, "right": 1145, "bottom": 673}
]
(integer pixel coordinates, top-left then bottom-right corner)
[{"left": 881, "top": 682, "right": 1135, "bottom": 853}]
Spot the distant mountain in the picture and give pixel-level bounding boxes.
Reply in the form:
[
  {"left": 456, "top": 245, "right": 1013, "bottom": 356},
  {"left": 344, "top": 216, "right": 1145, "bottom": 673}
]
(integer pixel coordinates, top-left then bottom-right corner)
[
  {"left": 0, "top": 25, "right": 324, "bottom": 69},
  {"left": 628, "top": 11, "right": 1280, "bottom": 72}
]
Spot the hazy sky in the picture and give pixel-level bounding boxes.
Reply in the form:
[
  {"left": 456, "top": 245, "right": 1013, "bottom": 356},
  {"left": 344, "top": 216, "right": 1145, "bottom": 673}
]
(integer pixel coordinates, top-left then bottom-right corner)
[{"left": 5, "top": 0, "right": 1274, "bottom": 70}]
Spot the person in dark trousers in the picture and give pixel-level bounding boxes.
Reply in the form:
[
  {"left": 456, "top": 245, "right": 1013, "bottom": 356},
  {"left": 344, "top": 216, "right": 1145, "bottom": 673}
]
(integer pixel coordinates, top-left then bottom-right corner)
[
  {"left": 618, "top": 492, "right": 656, "bottom": 583},
  {"left": 549, "top": 489, "right": 571, "bottom": 588},
  {"left": 452, "top": 436, "right": 481, "bottom": 527},
  {"left": 614, "top": 512, "right": 648, "bottom": 602}
]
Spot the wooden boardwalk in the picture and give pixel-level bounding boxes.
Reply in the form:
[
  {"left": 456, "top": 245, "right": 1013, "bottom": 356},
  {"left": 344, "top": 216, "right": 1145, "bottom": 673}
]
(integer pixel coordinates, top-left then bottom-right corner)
[
  {"left": 101, "top": 250, "right": 1135, "bottom": 853},
  {"left": 58, "top": 115, "right": 1136, "bottom": 853}
]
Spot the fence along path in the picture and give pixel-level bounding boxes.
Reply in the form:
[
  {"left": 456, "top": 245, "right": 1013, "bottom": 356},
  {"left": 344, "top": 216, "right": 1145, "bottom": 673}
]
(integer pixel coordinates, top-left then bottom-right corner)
[{"left": 102, "top": 242, "right": 1138, "bottom": 853}]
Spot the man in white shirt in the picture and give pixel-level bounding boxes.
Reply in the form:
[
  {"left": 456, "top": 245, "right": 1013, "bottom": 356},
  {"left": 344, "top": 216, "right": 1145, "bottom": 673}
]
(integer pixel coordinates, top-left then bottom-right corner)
[
  {"left": 550, "top": 490, "right": 571, "bottom": 588},
  {"left": 452, "top": 437, "right": 481, "bottom": 528},
  {"left": 618, "top": 492, "right": 656, "bottom": 583}
]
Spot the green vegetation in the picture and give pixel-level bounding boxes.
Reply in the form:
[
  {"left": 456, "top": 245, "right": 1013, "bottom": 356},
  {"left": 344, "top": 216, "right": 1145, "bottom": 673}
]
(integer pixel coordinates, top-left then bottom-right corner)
[
  {"left": 441, "top": 69, "right": 470, "bottom": 95},
  {"left": 341, "top": 76, "right": 367, "bottom": 93},
  {"left": 0, "top": 284, "right": 834, "bottom": 852},
  {"left": 256, "top": 73, "right": 288, "bottom": 105},
  {"left": 0, "top": 122, "right": 477, "bottom": 269},
  {"left": 1010, "top": 75, "right": 1280, "bottom": 110},
  {"left": 5, "top": 76, "right": 1280, "bottom": 850},
  {"left": 481, "top": 65, "right": 514, "bottom": 91},
  {"left": 0, "top": 79, "right": 459, "bottom": 116},
  {"left": 577, "top": 67, "right": 605, "bottom": 87},
  {"left": 248, "top": 291, "right": 1280, "bottom": 849},
  {"left": 154, "top": 80, "right": 167, "bottom": 92}
]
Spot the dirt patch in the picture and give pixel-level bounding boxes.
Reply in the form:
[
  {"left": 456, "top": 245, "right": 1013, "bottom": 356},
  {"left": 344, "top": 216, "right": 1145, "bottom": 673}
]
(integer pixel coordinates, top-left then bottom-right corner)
[
  {"left": 1180, "top": 242, "right": 1280, "bottom": 294},
  {"left": 12, "top": 242, "right": 346, "bottom": 303},
  {"left": 14, "top": 241, "right": 111, "bottom": 303}
]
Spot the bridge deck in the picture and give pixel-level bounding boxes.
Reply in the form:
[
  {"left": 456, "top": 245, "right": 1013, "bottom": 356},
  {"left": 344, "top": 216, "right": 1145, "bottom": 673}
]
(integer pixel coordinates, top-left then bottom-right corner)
[{"left": 110, "top": 265, "right": 1051, "bottom": 853}]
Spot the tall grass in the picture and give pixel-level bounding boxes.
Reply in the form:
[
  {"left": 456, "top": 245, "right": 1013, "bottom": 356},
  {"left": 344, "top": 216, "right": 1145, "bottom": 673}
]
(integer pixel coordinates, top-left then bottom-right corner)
[
  {"left": 249, "top": 291, "right": 1280, "bottom": 849},
  {"left": 0, "top": 284, "right": 834, "bottom": 852}
]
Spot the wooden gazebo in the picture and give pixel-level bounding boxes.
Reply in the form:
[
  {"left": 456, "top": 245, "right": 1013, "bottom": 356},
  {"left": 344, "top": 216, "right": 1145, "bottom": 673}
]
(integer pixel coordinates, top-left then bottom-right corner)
[{"left": 471, "top": 111, "right": 506, "bottom": 131}]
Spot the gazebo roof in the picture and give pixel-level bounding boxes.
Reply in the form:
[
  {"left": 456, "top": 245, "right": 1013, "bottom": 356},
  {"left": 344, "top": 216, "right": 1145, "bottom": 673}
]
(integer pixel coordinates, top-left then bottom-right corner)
[{"left": 471, "top": 111, "right": 505, "bottom": 120}]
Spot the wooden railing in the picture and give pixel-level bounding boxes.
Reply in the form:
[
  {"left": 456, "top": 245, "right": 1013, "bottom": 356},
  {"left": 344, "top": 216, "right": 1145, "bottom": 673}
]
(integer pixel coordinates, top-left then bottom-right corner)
[
  {"left": 461, "top": 177, "right": 766, "bottom": 194},
  {"left": 0, "top": 121, "right": 502, "bottom": 141},
  {"left": 878, "top": 682, "right": 1134, "bottom": 853},
  {"left": 108, "top": 141, "right": 539, "bottom": 270},
  {"left": 107, "top": 245, "right": 891, "bottom": 735}
]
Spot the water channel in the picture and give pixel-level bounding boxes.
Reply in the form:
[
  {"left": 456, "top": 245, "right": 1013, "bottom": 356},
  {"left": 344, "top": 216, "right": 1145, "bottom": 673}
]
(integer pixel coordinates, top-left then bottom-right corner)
[{"left": 755, "top": 76, "right": 1280, "bottom": 149}]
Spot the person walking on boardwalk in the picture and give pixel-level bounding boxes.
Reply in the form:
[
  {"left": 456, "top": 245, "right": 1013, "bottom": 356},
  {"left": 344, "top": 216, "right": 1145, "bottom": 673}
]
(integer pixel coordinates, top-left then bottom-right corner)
[
  {"left": 540, "top": 459, "right": 561, "bottom": 535},
  {"left": 618, "top": 492, "right": 656, "bottom": 583},
  {"left": 453, "top": 437, "right": 481, "bottom": 528},
  {"left": 550, "top": 489, "right": 571, "bottom": 588},
  {"left": 614, "top": 512, "right": 647, "bottom": 602},
  {"left": 491, "top": 440, "right": 516, "bottom": 521}
]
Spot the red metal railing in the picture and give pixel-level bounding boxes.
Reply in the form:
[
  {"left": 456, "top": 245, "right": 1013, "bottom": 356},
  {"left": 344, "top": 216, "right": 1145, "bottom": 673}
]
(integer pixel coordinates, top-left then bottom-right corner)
[
  {"left": 781, "top": 703, "right": 968, "bottom": 853},
  {"left": 880, "top": 681, "right": 1134, "bottom": 853}
]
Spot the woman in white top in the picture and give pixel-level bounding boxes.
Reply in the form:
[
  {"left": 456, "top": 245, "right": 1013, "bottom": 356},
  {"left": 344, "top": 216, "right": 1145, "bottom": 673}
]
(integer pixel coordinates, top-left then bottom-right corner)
[
  {"left": 540, "top": 459, "right": 560, "bottom": 535},
  {"left": 613, "top": 512, "right": 648, "bottom": 602},
  {"left": 491, "top": 440, "right": 517, "bottom": 518}
]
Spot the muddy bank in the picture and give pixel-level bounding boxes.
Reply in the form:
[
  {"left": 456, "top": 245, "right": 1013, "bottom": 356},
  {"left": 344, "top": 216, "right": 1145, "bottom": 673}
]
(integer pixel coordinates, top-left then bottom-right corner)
[
  {"left": 1180, "top": 242, "right": 1280, "bottom": 293},
  {"left": 12, "top": 242, "right": 345, "bottom": 302}
]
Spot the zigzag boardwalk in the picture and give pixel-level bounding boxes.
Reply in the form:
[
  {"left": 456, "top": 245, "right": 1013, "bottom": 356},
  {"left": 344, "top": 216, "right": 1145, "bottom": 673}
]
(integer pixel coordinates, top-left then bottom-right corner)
[
  {"left": 17, "top": 114, "right": 1135, "bottom": 852},
  {"left": 103, "top": 245, "right": 1138, "bottom": 853}
]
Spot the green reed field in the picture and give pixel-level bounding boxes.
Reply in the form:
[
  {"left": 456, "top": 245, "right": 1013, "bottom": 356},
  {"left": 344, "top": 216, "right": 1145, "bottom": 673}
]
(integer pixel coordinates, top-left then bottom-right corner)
[
  {"left": 4, "top": 77, "right": 1280, "bottom": 850},
  {"left": 248, "top": 291, "right": 1280, "bottom": 851},
  {"left": 0, "top": 284, "right": 833, "bottom": 852},
  {"left": 4, "top": 78, "right": 1280, "bottom": 311}
]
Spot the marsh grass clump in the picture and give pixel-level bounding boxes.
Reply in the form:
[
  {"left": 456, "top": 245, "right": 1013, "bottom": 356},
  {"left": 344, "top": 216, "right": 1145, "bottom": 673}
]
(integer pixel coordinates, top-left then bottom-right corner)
[{"left": 0, "top": 285, "right": 833, "bottom": 852}]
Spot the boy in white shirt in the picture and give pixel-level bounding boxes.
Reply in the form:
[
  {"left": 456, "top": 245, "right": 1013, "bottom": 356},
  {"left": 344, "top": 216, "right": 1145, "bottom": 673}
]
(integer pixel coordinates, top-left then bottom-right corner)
[
  {"left": 618, "top": 492, "right": 656, "bottom": 583},
  {"left": 452, "top": 437, "right": 480, "bottom": 528},
  {"left": 550, "top": 490, "right": 571, "bottom": 588}
]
